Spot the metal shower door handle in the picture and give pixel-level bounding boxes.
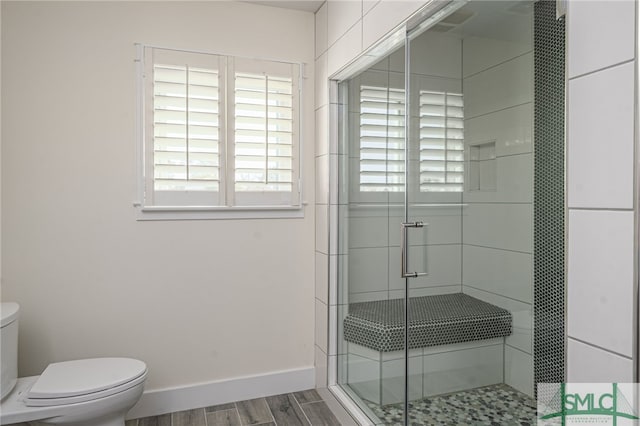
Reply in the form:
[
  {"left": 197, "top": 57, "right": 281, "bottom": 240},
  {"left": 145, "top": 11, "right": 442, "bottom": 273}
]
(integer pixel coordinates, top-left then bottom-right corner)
[{"left": 401, "top": 221, "right": 428, "bottom": 278}]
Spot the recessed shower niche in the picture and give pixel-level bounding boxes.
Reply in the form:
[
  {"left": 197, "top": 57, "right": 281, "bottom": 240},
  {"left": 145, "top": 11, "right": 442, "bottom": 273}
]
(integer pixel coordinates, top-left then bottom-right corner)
[{"left": 331, "top": 1, "right": 565, "bottom": 424}]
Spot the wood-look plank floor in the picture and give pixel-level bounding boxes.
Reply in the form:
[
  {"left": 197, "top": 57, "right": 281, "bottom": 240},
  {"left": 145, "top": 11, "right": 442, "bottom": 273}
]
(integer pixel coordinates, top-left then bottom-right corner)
[{"left": 126, "top": 389, "right": 341, "bottom": 426}]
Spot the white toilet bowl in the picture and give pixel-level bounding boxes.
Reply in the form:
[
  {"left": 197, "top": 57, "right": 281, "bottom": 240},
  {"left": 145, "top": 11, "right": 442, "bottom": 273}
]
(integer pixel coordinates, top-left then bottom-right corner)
[{"left": 0, "top": 303, "right": 147, "bottom": 426}]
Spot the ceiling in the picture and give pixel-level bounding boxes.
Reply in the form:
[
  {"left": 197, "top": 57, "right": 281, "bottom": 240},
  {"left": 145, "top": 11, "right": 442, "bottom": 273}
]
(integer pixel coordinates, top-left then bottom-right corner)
[{"left": 242, "top": 0, "right": 324, "bottom": 13}]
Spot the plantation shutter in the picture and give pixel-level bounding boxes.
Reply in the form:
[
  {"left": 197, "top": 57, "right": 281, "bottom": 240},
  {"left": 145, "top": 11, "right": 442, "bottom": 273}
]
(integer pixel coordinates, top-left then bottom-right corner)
[
  {"left": 230, "top": 58, "right": 299, "bottom": 206},
  {"left": 419, "top": 90, "right": 464, "bottom": 192},
  {"left": 145, "top": 48, "right": 224, "bottom": 206},
  {"left": 359, "top": 85, "right": 405, "bottom": 192},
  {"left": 142, "top": 47, "right": 301, "bottom": 211}
]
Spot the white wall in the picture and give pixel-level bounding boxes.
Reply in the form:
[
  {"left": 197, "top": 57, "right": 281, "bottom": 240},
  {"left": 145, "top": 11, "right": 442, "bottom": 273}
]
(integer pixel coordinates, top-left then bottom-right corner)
[
  {"left": 1, "top": 0, "right": 315, "bottom": 399},
  {"left": 566, "top": 0, "right": 637, "bottom": 382}
]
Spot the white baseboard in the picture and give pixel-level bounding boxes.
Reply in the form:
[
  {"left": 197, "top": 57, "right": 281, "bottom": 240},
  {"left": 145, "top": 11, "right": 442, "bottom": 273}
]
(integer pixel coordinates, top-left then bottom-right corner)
[{"left": 126, "top": 367, "right": 315, "bottom": 420}]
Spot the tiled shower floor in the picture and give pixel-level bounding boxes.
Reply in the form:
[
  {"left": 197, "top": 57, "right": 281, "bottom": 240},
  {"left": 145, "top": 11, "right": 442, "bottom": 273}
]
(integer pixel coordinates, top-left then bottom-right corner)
[{"left": 366, "top": 384, "right": 537, "bottom": 426}]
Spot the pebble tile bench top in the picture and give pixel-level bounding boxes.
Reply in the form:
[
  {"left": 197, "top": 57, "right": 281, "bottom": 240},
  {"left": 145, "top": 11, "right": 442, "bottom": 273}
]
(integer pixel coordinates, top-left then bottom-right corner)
[{"left": 343, "top": 293, "right": 512, "bottom": 352}]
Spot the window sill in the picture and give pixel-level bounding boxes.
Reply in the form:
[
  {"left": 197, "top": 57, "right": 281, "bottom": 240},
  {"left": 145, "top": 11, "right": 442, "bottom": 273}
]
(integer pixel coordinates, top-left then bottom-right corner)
[{"left": 135, "top": 204, "right": 306, "bottom": 221}]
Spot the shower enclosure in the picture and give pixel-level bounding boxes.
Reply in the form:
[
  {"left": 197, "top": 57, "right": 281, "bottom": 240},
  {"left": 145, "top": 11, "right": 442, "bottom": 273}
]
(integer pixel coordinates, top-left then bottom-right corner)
[{"left": 331, "top": 1, "right": 565, "bottom": 424}]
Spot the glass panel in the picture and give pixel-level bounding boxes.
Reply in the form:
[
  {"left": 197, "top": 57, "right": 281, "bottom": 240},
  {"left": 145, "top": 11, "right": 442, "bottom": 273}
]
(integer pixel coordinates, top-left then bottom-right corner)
[
  {"left": 336, "top": 40, "right": 408, "bottom": 425},
  {"left": 335, "top": 2, "right": 564, "bottom": 425},
  {"left": 405, "top": 1, "right": 537, "bottom": 425}
]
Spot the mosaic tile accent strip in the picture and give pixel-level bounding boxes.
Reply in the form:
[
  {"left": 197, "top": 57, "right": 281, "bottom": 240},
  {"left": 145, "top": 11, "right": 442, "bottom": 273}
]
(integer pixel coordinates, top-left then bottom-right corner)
[
  {"left": 533, "top": 0, "right": 566, "bottom": 394},
  {"left": 343, "top": 293, "right": 512, "bottom": 352},
  {"left": 366, "top": 384, "right": 537, "bottom": 426}
]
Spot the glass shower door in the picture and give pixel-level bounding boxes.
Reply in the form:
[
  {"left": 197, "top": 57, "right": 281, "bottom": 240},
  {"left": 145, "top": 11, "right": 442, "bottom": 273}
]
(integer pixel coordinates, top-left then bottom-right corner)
[
  {"left": 401, "top": 17, "right": 469, "bottom": 423},
  {"left": 402, "top": 1, "right": 538, "bottom": 424},
  {"left": 335, "top": 1, "right": 553, "bottom": 424},
  {"left": 336, "top": 34, "right": 409, "bottom": 425}
]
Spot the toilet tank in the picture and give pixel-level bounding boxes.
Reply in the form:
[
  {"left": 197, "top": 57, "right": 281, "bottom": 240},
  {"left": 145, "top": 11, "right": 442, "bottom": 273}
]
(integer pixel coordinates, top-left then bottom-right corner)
[{"left": 1, "top": 303, "right": 20, "bottom": 400}]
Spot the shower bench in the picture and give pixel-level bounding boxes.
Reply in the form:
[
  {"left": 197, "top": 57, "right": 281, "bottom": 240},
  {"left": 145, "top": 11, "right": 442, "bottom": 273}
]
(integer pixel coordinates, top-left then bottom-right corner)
[{"left": 342, "top": 293, "right": 513, "bottom": 405}]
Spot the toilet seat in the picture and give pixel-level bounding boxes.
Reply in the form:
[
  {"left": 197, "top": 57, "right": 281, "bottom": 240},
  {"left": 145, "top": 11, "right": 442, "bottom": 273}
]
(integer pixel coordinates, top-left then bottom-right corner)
[{"left": 25, "top": 358, "right": 147, "bottom": 407}]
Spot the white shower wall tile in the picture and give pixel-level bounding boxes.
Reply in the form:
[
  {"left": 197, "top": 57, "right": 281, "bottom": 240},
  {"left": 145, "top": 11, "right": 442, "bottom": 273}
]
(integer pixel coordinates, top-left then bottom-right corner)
[
  {"left": 464, "top": 103, "right": 533, "bottom": 157},
  {"left": 315, "top": 105, "right": 328, "bottom": 157},
  {"left": 396, "top": 284, "right": 462, "bottom": 300},
  {"left": 327, "top": 354, "right": 337, "bottom": 387},
  {"left": 463, "top": 154, "right": 533, "bottom": 204},
  {"left": 463, "top": 287, "right": 532, "bottom": 355},
  {"left": 348, "top": 353, "right": 380, "bottom": 403},
  {"left": 315, "top": 345, "right": 328, "bottom": 388},
  {"left": 363, "top": 0, "right": 379, "bottom": 16},
  {"left": 327, "top": 0, "right": 362, "bottom": 48},
  {"left": 388, "top": 245, "right": 462, "bottom": 291},
  {"left": 316, "top": 252, "right": 329, "bottom": 305},
  {"left": 315, "top": 204, "right": 329, "bottom": 254},
  {"left": 328, "top": 20, "right": 362, "bottom": 77},
  {"left": 315, "top": 2, "right": 328, "bottom": 58},
  {"left": 315, "top": 54, "right": 329, "bottom": 109},
  {"left": 348, "top": 247, "right": 388, "bottom": 294},
  {"left": 462, "top": 36, "right": 532, "bottom": 78},
  {"left": 567, "top": 0, "right": 635, "bottom": 78},
  {"left": 505, "top": 346, "right": 533, "bottom": 398},
  {"left": 349, "top": 291, "right": 389, "bottom": 303},
  {"left": 568, "top": 209, "right": 634, "bottom": 357},
  {"left": 349, "top": 341, "right": 380, "bottom": 361},
  {"left": 477, "top": 159, "right": 497, "bottom": 191},
  {"left": 421, "top": 338, "right": 503, "bottom": 357},
  {"left": 462, "top": 203, "right": 533, "bottom": 254},
  {"left": 315, "top": 155, "right": 329, "bottom": 205},
  {"left": 567, "top": 339, "right": 634, "bottom": 383},
  {"left": 381, "top": 348, "right": 423, "bottom": 362},
  {"left": 567, "top": 62, "right": 634, "bottom": 210},
  {"left": 346, "top": 341, "right": 506, "bottom": 405},
  {"left": 347, "top": 204, "right": 390, "bottom": 219},
  {"left": 382, "top": 356, "right": 423, "bottom": 404},
  {"left": 362, "top": 0, "right": 424, "bottom": 51},
  {"left": 349, "top": 216, "right": 389, "bottom": 248},
  {"left": 464, "top": 53, "right": 533, "bottom": 119},
  {"left": 422, "top": 344, "right": 503, "bottom": 397},
  {"left": 389, "top": 48, "right": 404, "bottom": 74},
  {"left": 462, "top": 245, "right": 532, "bottom": 304},
  {"left": 316, "top": 299, "right": 328, "bottom": 354},
  {"left": 409, "top": 32, "right": 462, "bottom": 79},
  {"left": 388, "top": 207, "right": 463, "bottom": 247}
]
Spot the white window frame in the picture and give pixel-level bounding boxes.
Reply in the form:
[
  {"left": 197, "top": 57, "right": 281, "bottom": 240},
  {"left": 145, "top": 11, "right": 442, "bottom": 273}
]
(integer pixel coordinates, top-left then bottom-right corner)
[{"left": 134, "top": 44, "right": 304, "bottom": 220}]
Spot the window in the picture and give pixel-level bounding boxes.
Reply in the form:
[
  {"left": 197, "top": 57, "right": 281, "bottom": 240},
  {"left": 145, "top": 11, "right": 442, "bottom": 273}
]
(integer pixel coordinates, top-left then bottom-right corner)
[
  {"left": 357, "top": 84, "right": 463, "bottom": 193},
  {"left": 419, "top": 90, "right": 464, "bottom": 192},
  {"left": 359, "top": 85, "right": 405, "bottom": 192},
  {"left": 138, "top": 47, "right": 301, "bottom": 215}
]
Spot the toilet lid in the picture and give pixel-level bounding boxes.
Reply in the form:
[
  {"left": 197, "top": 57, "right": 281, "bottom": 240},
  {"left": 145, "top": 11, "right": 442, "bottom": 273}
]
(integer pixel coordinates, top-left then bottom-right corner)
[{"left": 25, "top": 358, "right": 147, "bottom": 405}]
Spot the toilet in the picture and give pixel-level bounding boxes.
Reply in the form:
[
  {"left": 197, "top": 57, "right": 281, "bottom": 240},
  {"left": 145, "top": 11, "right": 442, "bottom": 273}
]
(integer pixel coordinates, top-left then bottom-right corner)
[{"left": 0, "top": 303, "right": 147, "bottom": 426}]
